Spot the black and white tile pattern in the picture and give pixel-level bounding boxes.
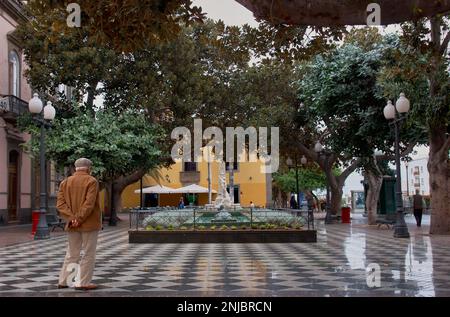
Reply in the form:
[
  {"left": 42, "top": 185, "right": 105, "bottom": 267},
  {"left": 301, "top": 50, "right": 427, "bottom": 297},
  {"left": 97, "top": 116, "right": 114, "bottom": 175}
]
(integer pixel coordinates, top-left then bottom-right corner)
[{"left": 0, "top": 215, "right": 449, "bottom": 296}]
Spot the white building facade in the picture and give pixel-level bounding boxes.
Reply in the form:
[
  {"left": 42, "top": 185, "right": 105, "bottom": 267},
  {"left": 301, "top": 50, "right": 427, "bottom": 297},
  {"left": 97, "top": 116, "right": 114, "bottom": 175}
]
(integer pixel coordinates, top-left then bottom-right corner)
[{"left": 401, "top": 157, "right": 430, "bottom": 197}]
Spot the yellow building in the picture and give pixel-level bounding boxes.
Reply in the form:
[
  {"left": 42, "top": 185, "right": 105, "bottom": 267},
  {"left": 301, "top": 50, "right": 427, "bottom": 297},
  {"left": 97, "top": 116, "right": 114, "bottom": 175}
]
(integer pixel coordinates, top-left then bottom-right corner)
[{"left": 121, "top": 160, "right": 272, "bottom": 209}]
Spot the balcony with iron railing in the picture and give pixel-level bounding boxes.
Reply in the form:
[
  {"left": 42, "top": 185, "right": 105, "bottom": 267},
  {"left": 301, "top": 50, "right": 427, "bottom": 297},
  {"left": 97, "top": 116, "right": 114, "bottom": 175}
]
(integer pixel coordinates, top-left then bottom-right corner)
[
  {"left": 180, "top": 171, "right": 201, "bottom": 184},
  {"left": 0, "top": 95, "right": 29, "bottom": 119}
]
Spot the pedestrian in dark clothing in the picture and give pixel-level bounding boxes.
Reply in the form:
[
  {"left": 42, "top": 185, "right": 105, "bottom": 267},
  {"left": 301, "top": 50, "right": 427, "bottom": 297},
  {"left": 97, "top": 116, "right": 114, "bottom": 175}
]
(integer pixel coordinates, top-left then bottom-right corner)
[
  {"left": 290, "top": 195, "right": 298, "bottom": 209},
  {"left": 413, "top": 190, "right": 424, "bottom": 227}
]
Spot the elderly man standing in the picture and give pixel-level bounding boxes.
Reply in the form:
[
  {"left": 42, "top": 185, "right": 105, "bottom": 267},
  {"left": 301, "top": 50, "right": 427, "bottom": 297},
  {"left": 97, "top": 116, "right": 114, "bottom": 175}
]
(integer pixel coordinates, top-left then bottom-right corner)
[{"left": 56, "top": 158, "right": 101, "bottom": 290}]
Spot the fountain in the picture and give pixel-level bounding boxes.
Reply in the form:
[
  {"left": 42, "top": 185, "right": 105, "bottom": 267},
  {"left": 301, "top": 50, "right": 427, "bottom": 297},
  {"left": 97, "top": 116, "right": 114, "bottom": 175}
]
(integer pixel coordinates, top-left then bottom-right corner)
[
  {"left": 213, "top": 160, "right": 233, "bottom": 209},
  {"left": 212, "top": 205, "right": 237, "bottom": 223},
  {"left": 130, "top": 160, "right": 316, "bottom": 243},
  {"left": 131, "top": 159, "right": 316, "bottom": 242},
  {"left": 210, "top": 160, "right": 243, "bottom": 223}
]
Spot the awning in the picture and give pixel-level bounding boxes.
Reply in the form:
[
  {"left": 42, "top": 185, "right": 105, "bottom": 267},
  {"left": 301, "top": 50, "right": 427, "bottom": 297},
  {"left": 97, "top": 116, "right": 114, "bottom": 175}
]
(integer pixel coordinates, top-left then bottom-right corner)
[
  {"left": 174, "top": 184, "right": 217, "bottom": 194},
  {"left": 134, "top": 185, "right": 178, "bottom": 194}
]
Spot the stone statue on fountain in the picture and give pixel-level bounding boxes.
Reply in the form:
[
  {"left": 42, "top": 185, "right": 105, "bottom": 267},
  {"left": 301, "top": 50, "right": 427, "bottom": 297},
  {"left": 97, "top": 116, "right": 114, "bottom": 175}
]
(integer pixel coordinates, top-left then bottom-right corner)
[{"left": 214, "top": 160, "right": 232, "bottom": 209}]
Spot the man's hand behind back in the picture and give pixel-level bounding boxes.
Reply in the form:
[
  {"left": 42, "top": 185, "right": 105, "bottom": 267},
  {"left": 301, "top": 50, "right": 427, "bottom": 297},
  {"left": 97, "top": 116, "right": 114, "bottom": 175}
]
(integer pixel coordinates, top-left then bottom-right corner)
[{"left": 69, "top": 219, "right": 81, "bottom": 228}]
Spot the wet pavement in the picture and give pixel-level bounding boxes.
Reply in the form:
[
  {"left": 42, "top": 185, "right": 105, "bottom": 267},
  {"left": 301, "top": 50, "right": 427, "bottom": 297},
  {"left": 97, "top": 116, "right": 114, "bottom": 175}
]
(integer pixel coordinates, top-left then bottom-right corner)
[{"left": 0, "top": 213, "right": 449, "bottom": 297}]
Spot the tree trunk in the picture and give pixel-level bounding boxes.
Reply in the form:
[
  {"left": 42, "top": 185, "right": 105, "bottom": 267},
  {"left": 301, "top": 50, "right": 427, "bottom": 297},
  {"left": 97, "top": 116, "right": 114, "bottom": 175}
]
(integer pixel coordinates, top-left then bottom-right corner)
[
  {"left": 296, "top": 142, "right": 360, "bottom": 216},
  {"left": 85, "top": 81, "right": 98, "bottom": 115},
  {"left": 325, "top": 165, "right": 344, "bottom": 215},
  {"left": 428, "top": 126, "right": 450, "bottom": 235},
  {"left": 281, "top": 191, "right": 288, "bottom": 208},
  {"left": 364, "top": 169, "right": 383, "bottom": 225},
  {"left": 427, "top": 17, "right": 450, "bottom": 234},
  {"left": 112, "top": 169, "right": 148, "bottom": 213},
  {"left": 311, "top": 191, "right": 322, "bottom": 212},
  {"left": 103, "top": 181, "right": 111, "bottom": 217},
  {"left": 112, "top": 184, "right": 123, "bottom": 215},
  {"left": 329, "top": 184, "right": 343, "bottom": 215}
]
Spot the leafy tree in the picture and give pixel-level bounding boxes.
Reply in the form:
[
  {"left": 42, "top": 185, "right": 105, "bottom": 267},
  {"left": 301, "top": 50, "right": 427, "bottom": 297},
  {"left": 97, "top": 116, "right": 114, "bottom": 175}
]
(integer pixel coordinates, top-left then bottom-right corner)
[
  {"left": 377, "top": 17, "right": 450, "bottom": 234},
  {"left": 16, "top": 6, "right": 225, "bottom": 215},
  {"left": 297, "top": 35, "right": 421, "bottom": 217},
  {"left": 16, "top": 2, "right": 348, "bottom": 215},
  {"left": 273, "top": 164, "right": 340, "bottom": 210},
  {"left": 274, "top": 167, "right": 327, "bottom": 194},
  {"left": 25, "top": 0, "right": 205, "bottom": 52},
  {"left": 20, "top": 110, "right": 166, "bottom": 215}
]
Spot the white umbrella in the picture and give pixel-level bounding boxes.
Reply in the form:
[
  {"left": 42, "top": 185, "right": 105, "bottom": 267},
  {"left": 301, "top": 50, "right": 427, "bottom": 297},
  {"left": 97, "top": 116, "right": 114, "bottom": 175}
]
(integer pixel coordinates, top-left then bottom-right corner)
[
  {"left": 175, "top": 184, "right": 217, "bottom": 194},
  {"left": 134, "top": 185, "right": 177, "bottom": 194}
]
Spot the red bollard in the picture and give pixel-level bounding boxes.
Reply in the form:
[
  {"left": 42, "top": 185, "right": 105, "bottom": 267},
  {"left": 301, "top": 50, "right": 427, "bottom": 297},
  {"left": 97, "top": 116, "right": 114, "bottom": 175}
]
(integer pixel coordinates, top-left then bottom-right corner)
[
  {"left": 31, "top": 210, "right": 40, "bottom": 235},
  {"left": 341, "top": 207, "right": 351, "bottom": 224}
]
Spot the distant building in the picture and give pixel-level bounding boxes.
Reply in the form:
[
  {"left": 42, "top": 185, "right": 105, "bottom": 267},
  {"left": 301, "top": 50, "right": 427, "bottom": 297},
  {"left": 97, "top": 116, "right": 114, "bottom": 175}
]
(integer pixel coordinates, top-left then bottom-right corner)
[
  {"left": 0, "top": 0, "right": 33, "bottom": 224},
  {"left": 402, "top": 157, "right": 430, "bottom": 197},
  {"left": 121, "top": 159, "right": 272, "bottom": 209}
]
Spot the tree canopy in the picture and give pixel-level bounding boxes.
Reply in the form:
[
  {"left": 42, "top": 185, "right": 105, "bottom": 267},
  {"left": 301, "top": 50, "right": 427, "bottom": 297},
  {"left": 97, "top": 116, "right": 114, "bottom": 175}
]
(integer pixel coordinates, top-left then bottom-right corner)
[{"left": 20, "top": 110, "right": 165, "bottom": 183}]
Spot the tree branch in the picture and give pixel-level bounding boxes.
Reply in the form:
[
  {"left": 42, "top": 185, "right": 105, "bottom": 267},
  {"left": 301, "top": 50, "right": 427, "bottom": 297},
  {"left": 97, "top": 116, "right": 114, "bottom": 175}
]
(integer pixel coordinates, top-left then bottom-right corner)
[
  {"left": 114, "top": 168, "right": 147, "bottom": 190},
  {"left": 86, "top": 81, "right": 99, "bottom": 112},
  {"left": 339, "top": 158, "right": 361, "bottom": 183},
  {"left": 296, "top": 141, "right": 319, "bottom": 163},
  {"left": 376, "top": 141, "right": 417, "bottom": 161},
  {"left": 440, "top": 31, "right": 450, "bottom": 56}
]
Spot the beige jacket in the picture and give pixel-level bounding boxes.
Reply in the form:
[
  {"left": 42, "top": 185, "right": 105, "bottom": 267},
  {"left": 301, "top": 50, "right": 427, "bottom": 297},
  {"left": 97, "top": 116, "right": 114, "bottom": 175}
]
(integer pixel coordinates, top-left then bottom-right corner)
[{"left": 56, "top": 171, "right": 102, "bottom": 232}]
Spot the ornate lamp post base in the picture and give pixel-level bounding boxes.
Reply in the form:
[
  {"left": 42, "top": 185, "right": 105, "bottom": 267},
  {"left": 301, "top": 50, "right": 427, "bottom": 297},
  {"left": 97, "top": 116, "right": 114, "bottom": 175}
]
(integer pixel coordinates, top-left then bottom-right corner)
[
  {"left": 393, "top": 212, "right": 410, "bottom": 238},
  {"left": 393, "top": 227, "right": 410, "bottom": 238},
  {"left": 34, "top": 224, "right": 50, "bottom": 240}
]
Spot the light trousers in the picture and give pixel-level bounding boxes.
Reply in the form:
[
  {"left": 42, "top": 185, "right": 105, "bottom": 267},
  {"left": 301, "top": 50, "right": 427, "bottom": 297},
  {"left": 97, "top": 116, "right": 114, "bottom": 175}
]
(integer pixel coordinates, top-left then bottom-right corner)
[{"left": 58, "top": 230, "right": 99, "bottom": 287}]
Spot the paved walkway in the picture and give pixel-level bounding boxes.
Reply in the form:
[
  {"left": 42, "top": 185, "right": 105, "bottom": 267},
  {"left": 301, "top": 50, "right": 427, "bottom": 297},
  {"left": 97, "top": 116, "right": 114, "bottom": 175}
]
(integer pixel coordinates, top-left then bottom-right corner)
[{"left": 0, "top": 214, "right": 449, "bottom": 297}]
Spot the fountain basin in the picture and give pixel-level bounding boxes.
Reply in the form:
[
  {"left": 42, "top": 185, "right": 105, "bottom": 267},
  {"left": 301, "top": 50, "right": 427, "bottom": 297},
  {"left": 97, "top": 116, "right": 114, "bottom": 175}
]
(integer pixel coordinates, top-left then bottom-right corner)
[
  {"left": 129, "top": 208, "right": 317, "bottom": 243},
  {"left": 129, "top": 229, "right": 317, "bottom": 243}
]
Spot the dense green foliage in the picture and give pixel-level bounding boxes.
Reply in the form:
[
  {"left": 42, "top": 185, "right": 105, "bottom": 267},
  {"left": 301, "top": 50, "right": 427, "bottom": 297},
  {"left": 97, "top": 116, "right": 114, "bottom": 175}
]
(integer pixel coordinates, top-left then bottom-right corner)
[{"left": 20, "top": 110, "right": 165, "bottom": 182}]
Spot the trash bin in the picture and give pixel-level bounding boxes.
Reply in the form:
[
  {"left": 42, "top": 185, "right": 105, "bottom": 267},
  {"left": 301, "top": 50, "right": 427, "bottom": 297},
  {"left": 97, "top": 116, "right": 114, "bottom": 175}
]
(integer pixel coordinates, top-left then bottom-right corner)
[
  {"left": 341, "top": 207, "right": 351, "bottom": 224},
  {"left": 31, "top": 210, "right": 40, "bottom": 235}
]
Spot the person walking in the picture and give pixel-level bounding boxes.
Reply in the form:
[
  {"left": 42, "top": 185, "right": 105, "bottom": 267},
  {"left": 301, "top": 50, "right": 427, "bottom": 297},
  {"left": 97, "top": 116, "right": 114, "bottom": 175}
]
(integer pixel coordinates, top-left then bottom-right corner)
[
  {"left": 413, "top": 190, "right": 424, "bottom": 227},
  {"left": 56, "top": 158, "right": 101, "bottom": 290}
]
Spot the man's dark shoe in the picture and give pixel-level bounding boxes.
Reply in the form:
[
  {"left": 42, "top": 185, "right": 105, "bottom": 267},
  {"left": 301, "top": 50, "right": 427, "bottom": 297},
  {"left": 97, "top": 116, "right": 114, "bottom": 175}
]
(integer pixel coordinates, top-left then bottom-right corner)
[
  {"left": 75, "top": 284, "right": 98, "bottom": 291},
  {"left": 57, "top": 284, "right": 69, "bottom": 289}
]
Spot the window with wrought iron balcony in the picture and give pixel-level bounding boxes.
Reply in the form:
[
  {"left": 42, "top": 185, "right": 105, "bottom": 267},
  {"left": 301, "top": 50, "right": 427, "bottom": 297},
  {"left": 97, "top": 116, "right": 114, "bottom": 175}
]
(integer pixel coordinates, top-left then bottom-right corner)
[
  {"left": 180, "top": 162, "right": 200, "bottom": 184},
  {"left": 0, "top": 95, "right": 29, "bottom": 119}
]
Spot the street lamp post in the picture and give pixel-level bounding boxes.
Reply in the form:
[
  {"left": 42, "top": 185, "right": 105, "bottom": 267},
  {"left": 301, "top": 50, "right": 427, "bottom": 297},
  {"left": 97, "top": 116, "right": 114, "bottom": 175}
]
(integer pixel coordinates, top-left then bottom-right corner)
[
  {"left": 287, "top": 155, "right": 307, "bottom": 209},
  {"left": 28, "top": 93, "right": 56, "bottom": 240},
  {"left": 202, "top": 146, "right": 213, "bottom": 205},
  {"left": 405, "top": 161, "right": 410, "bottom": 197},
  {"left": 314, "top": 141, "right": 333, "bottom": 224},
  {"left": 228, "top": 163, "right": 235, "bottom": 204},
  {"left": 139, "top": 177, "right": 143, "bottom": 209},
  {"left": 383, "top": 93, "right": 410, "bottom": 238}
]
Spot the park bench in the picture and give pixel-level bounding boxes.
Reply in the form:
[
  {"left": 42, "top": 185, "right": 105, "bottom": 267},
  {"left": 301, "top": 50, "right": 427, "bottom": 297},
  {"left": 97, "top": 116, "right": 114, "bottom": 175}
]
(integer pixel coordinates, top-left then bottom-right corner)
[{"left": 46, "top": 214, "right": 66, "bottom": 232}]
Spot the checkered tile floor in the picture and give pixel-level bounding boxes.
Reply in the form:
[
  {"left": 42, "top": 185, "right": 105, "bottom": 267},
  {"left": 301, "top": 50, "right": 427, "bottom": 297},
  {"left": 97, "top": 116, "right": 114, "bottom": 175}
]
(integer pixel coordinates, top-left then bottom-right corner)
[{"left": 1, "top": 215, "right": 449, "bottom": 296}]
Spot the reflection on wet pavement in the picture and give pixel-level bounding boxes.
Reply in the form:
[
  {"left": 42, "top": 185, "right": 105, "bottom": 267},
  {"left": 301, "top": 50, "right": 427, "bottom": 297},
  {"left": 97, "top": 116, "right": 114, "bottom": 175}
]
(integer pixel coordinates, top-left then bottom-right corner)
[{"left": 0, "top": 214, "right": 449, "bottom": 296}]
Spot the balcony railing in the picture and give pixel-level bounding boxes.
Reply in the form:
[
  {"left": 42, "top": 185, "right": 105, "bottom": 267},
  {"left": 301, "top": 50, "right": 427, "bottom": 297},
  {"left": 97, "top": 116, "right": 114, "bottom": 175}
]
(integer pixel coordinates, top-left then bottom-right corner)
[
  {"left": 0, "top": 95, "right": 29, "bottom": 116},
  {"left": 180, "top": 171, "right": 200, "bottom": 184}
]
